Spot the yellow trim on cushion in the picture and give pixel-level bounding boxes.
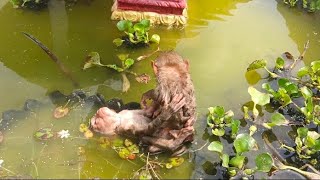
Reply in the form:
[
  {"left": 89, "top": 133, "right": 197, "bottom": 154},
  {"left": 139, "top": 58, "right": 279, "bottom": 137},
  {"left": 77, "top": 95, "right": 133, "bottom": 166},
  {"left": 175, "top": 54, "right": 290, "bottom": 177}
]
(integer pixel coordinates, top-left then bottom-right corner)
[{"left": 111, "top": 1, "right": 187, "bottom": 26}]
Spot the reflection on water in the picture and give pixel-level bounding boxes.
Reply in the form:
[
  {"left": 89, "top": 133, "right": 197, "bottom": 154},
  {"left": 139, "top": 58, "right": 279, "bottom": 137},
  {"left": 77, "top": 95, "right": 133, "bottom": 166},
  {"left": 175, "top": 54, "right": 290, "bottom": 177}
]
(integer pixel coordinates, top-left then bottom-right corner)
[{"left": 0, "top": 0, "right": 320, "bottom": 178}]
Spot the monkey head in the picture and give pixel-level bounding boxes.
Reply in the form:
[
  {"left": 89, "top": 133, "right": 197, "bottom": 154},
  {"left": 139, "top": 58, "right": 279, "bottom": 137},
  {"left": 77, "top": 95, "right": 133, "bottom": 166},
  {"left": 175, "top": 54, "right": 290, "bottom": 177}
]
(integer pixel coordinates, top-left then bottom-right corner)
[{"left": 90, "top": 107, "right": 121, "bottom": 136}]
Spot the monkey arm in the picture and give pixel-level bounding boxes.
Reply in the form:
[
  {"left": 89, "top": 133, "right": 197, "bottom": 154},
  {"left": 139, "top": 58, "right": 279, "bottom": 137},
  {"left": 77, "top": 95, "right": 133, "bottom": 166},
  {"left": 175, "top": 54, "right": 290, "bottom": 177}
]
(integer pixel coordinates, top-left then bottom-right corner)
[{"left": 146, "top": 94, "right": 186, "bottom": 133}]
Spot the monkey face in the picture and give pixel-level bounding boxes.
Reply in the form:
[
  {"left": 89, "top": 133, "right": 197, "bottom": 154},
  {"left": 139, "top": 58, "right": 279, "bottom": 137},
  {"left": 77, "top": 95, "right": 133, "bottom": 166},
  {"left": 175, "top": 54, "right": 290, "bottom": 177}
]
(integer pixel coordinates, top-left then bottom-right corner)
[{"left": 90, "top": 107, "right": 119, "bottom": 136}]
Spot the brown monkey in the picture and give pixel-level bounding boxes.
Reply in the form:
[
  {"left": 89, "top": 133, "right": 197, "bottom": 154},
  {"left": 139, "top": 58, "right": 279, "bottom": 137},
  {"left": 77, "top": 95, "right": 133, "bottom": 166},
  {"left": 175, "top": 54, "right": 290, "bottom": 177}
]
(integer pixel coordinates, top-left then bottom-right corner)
[
  {"left": 90, "top": 94, "right": 193, "bottom": 147},
  {"left": 140, "top": 51, "right": 197, "bottom": 153}
]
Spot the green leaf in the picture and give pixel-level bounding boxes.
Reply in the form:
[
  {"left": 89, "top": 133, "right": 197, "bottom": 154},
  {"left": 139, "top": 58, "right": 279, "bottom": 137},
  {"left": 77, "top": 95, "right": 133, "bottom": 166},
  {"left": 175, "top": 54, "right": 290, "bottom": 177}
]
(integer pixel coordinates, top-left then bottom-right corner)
[
  {"left": 276, "top": 57, "right": 285, "bottom": 69},
  {"left": 140, "top": 19, "right": 150, "bottom": 29},
  {"left": 134, "top": 23, "right": 146, "bottom": 33},
  {"left": 221, "top": 153, "right": 229, "bottom": 168},
  {"left": 262, "top": 83, "right": 275, "bottom": 95},
  {"left": 116, "top": 20, "right": 132, "bottom": 31},
  {"left": 297, "top": 127, "right": 308, "bottom": 138},
  {"left": 117, "top": 54, "right": 129, "bottom": 61},
  {"left": 255, "top": 153, "right": 273, "bottom": 172},
  {"left": 313, "top": 140, "right": 320, "bottom": 151},
  {"left": 278, "top": 78, "right": 298, "bottom": 95},
  {"left": 118, "top": 148, "right": 130, "bottom": 159},
  {"left": 150, "top": 34, "right": 160, "bottom": 44},
  {"left": 169, "top": 157, "right": 184, "bottom": 167},
  {"left": 208, "top": 106, "right": 225, "bottom": 117},
  {"left": 112, "top": 138, "right": 124, "bottom": 147},
  {"left": 212, "top": 128, "right": 225, "bottom": 136},
  {"left": 231, "top": 120, "right": 240, "bottom": 138},
  {"left": 208, "top": 141, "right": 223, "bottom": 153},
  {"left": 297, "top": 66, "right": 310, "bottom": 78},
  {"left": 311, "top": 61, "right": 320, "bottom": 73},
  {"left": 83, "top": 52, "right": 102, "bottom": 70},
  {"left": 248, "top": 87, "right": 270, "bottom": 106},
  {"left": 234, "top": 133, "right": 258, "bottom": 153},
  {"left": 34, "top": 128, "right": 54, "bottom": 141},
  {"left": 243, "top": 106, "right": 250, "bottom": 119},
  {"left": 247, "top": 60, "right": 267, "bottom": 71},
  {"left": 300, "top": 86, "right": 313, "bottom": 99},
  {"left": 244, "top": 169, "right": 255, "bottom": 175},
  {"left": 269, "top": 113, "right": 289, "bottom": 127},
  {"left": 124, "top": 58, "right": 134, "bottom": 69},
  {"left": 113, "top": 38, "right": 124, "bottom": 47},
  {"left": 229, "top": 155, "right": 246, "bottom": 169},
  {"left": 249, "top": 125, "right": 257, "bottom": 136}
]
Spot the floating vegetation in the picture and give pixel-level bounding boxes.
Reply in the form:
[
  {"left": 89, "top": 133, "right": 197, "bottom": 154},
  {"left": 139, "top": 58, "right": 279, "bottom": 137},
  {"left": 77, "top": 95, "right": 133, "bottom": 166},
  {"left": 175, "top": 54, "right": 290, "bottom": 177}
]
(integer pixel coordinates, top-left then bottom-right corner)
[
  {"left": 206, "top": 42, "right": 320, "bottom": 179},
  {"left": 283, "top": 0, "right": 320, "bottom": 12},
  {"left": 83, "top": 52, "right": 152, "bottom": 92},
  {"left": 113, "top": 19, "right": 160, "bottom": 48}
]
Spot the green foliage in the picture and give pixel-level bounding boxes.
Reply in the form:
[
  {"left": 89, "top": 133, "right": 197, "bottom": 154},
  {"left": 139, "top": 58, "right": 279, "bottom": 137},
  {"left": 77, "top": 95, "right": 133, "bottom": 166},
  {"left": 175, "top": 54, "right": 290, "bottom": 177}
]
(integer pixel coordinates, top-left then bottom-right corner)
[
  {"left": 207, "top": 106, "right": 240, "bottom": 137},
  {"left": 255, "top": 153, "right": 273, "bottom": 172},
  {"left": 282, "top": 128, "right": 320, "bottom": 159},
  {"left": 10, "top": 0, "right": 49, "bottom": 10},
  {"left": 263, "top": 112, "right": 289, "bottom": 129},
  {"left": 113, "top": 19, "right": 160, "bottom": 47},
  {"left": 283, "top": 0, "right": 320, "bottom": 12},
  {"left": 234, "top": 133, "right": 258, "bottom": 154}
]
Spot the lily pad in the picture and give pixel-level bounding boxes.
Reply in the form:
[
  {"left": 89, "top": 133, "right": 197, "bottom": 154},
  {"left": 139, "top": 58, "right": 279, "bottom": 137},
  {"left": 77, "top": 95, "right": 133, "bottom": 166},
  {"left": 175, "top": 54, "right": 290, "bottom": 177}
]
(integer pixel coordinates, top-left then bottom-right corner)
[
  {"left": 135, "top": 73, "right": 151, "bottom": 84},
  {"left": 234, "top": 133, "right": 258, "bottom": 153},
  {"left": 53, "top": 106, "right": 69, "bottom": 119},
  {"left": 255, "top": 153, "right": 273, "bottom": 172},
  {"left": 208, "top": 141, "right": 223, "bottom": 153},
  {"left": 34, "top": 128, "right": 54, "bottom": 141}
]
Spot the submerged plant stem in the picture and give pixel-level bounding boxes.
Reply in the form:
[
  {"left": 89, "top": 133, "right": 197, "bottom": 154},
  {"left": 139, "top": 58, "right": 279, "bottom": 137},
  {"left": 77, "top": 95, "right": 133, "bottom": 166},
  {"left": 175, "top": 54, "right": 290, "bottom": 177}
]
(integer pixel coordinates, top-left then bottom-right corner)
[{"left": 21, "top": 32, "right": 79, "bottom": 87}]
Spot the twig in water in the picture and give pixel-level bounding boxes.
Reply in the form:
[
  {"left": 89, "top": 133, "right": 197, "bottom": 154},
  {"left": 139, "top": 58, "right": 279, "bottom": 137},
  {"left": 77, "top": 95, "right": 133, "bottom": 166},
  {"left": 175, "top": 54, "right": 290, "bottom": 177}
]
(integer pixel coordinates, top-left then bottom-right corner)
[
  {"left": 136, "top": 47, "right": 160, "bottom": 61},
  {"left": 190, "top": 141, "right": 208, "bottom": 153},
  {"left": 289, "top": 40, "right": 309, "bottom": 70},
  {"left": 21, "top": 32, "right": 79, "bottom": 87},
  {"left": 31, "top": 161, "right": 39, "bottom": 178}
]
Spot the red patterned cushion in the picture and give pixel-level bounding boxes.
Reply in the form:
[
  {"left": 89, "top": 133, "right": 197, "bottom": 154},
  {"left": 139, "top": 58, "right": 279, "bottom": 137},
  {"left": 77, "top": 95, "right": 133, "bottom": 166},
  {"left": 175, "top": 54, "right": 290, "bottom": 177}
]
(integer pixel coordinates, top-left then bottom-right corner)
[{"left": 117, "top": 0, "right": 186, "bottom": 15}]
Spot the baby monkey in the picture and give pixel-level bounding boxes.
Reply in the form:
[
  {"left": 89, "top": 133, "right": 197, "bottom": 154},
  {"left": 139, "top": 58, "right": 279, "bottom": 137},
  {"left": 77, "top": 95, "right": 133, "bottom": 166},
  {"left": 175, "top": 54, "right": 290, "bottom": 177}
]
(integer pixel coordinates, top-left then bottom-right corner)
[{"left": 90, "top": 94, "right": 192, "bottom": 154}]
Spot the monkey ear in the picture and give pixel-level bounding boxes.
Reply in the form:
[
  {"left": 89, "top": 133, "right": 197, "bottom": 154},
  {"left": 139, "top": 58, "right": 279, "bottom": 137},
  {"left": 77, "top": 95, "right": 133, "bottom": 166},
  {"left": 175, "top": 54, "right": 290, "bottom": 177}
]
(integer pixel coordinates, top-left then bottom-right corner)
[
  {"left": 151, "top": 61, "right": 158, "bottom": 74},
  {"left": 184, "top": 59, "right": 190, "bottom": 71}
]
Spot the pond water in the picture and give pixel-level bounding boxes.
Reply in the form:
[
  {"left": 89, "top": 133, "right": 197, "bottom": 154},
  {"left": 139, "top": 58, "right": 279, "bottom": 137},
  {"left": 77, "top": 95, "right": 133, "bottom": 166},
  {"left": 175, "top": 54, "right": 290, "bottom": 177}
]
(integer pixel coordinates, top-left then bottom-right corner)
[{"left": 0, "top": 0, "right": 320, "bottom": 178}]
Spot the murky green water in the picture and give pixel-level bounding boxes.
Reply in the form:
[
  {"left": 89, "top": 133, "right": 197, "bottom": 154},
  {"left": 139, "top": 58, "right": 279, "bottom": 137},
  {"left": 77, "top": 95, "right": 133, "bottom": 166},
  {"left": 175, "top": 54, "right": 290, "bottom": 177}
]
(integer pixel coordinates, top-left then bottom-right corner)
[{"left": 0, "top": 0, "right": 320, "bottom": 178}]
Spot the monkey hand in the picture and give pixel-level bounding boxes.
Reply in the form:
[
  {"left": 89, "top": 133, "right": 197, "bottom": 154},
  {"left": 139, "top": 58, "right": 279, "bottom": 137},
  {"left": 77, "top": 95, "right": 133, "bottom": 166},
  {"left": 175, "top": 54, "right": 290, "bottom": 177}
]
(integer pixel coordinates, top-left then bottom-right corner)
[{"left": 140, "top": 89, "right": 155, "bottom": 109}]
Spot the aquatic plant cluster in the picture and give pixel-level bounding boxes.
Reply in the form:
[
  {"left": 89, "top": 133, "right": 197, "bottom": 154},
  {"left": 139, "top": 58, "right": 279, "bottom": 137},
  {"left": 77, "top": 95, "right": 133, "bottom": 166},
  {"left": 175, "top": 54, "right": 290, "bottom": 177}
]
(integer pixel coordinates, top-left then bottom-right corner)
[
  {"left": 206, "top": 42, "right": 320, "bottom": 179},
  {"left": 283, "top": 0, "right": 320, "bottom": 12}
]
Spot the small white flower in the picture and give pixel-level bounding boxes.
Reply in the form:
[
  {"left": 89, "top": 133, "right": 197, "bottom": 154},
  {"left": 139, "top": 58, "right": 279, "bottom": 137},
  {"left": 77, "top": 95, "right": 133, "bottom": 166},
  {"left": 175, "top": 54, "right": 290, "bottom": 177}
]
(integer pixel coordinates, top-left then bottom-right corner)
[
  {"left": 0, "top": 159, "right": 3, "bottom": 167},
  {"left": 58, "top": 130, "right": 70, "bottom": 139}
]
